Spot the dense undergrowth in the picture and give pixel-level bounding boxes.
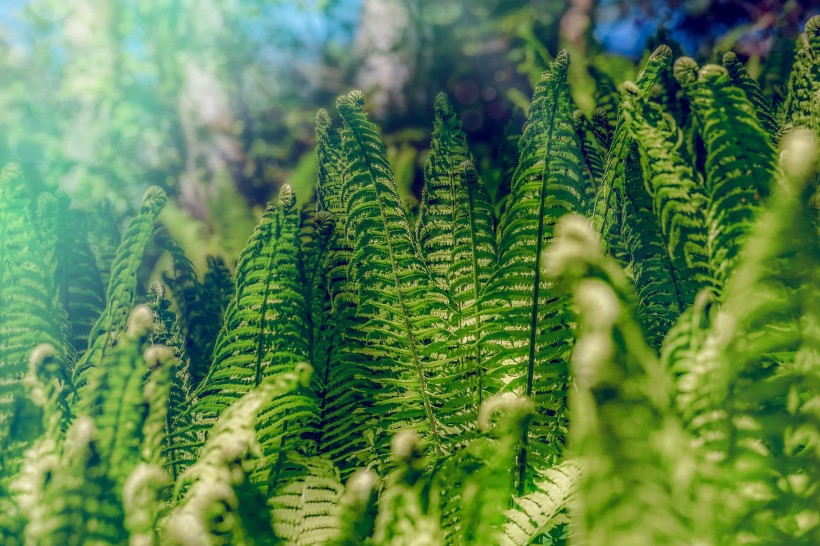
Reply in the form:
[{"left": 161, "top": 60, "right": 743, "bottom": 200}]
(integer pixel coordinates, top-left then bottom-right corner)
[{"left": 0, "top": 16, "right": 818, "bottom": 546}]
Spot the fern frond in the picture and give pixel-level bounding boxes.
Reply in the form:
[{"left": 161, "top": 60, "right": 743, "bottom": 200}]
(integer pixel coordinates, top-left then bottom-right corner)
[
  {"left": 194, "top": 184, "right": 318, "bottom": 479},
  {"left": 416, "top": 93, "right": 472, "bottom": 289},
  {"left": 587, "top": 65, "right": 620, "bottom": 126},
  {"left": 166, "top": 370, "right": 310, "bottom": 546},
  {"left": 155, "top": 227, "right": 220, "bottom": 387},
  {"left": 498, "top": 459, "right": 581, "bottom": 546},
  {"left": 123, "top": 462, "right": 169, "bottom": 546},
  {"left": 448, "top": 160, "right": 497, "bottom": 428},
  {"left": 722, "top": 52, "right": 778, "bottom": 137},
  {"left": 72, "top": 186, "right": 167, "bottom": 397},
  {"left": 90, "top": 305, "right": 155, "bottom": 491},
  {"left": 485, "top": 51, "right": 586, "bottom": 490},
  {"left": 336, "top": 90, "right": 457, "bottom": 459},
  {"left": 674, "top": 57, "right": 778, "bottom": 294},
  {"left": 147, "top": 282, "right": 196, "bottom": 478},
  {"left": 371, "top": 431, "right": 444, "bottom": 545},
  {"left": 267, "top": 452, "right": 344, "bottom": 545},
  {"left": 573, "top": 110, "right": 606, "bottom": 212},
  {"left": 544, "top": 214, "right": 694, "bottom": 546},
  {"left": 313, "top": 109, "right": 376, "bottom": 473},
  {"left": 35, "top": 192, "right": 105, "bottom": 356},
  {"left": 591, "top": 45, "right": 673, "bottom": 261},
  {"left": 611, "top": 82, "right": 704, "bottom": 346},
  {"left": 779, "top": 16, "right": 820, "bottom": 134},
  {"left": 0, "top": 164, "right": 69, "bottom": 494},
  {"left": 86, "top": 200, "right": 121, "bottom": 292},
  {"left": 673, "top": 130, "right": 820, "bottom": 542}
]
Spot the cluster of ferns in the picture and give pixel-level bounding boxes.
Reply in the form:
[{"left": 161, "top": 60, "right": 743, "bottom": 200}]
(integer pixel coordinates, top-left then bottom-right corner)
[{"left": 0, "top": 16, "right": 818, "bottom": 546}]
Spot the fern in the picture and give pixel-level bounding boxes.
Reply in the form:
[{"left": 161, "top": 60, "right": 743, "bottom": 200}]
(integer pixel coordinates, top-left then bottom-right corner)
[
  {"left": 779, "top": 16, "right": 820, "bottom": 134},
  {"left": 674, "top": 57, "right": 778, "bottom": 295},
  {"left": 73, "top": 186, "right": 167, "bottom": 397},
  {"left": 312, "top": 109, "right": 376, "bottom": 474},
  {"left": 485, "top": 51, "right": 586, "bottom": 491},
  {"left": 267, "top": 452, "right": 344, "bottom": 544},
  {"left": 0, "top": 165, "right": 69, "bottom": 503},
  {"left": 167, "top": 369, "right": 311, "bottom": 546},
  {"left": 193, "top": 184, "right": 318, "bottom": 483},
  {"left": 416, "top": 93, "right": 472, "bottom": 290},
  {"left": 336, "top": 90, "right": 457, "bottom": 458}
]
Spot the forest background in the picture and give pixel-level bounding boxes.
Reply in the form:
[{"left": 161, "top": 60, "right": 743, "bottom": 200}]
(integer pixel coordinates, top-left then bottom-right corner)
[{"left": 0, "top": 0, "right": 814, "bottom": 270}]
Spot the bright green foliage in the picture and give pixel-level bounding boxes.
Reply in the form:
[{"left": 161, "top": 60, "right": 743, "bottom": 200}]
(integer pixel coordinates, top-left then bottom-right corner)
[
  {"left": 545, "top": 214, "right": 694, "bottom": 546},
  {"left": 146, "top": 282, "right": 195, "bottom": 477},
  {"left": 485, "top": 50, "right": 585, "bottom": 490},
  {"left": 73, "top": 186, "right": 167, "bottom": 396},
  {"left": 167, "top": 370, "right": 311, "bottom": 546},
  {"left": 336, "top": 90, "right": 457, "bottom": 458},
  {"left": 722, "top": 52, "right": 778, "bottom": 136},
  {"left": 267, "top": 452, "right": 344, "bottom": 544},
  {"left": 1, "top": 30, "right": 818, "bottom": 546},
  {"left": 674, "top": 57, "right": 778, "bottom": 295},
  {"left": 193, "top": 184, "right": 318, "bottom": 481},
  {"left": 313, "top": 110, "right": 375, "bottom": 475},
  {"left": 416, "top": 93, "right": 472, "bottom": 289},
  {"left": 449, "top": 160, "right": 497, "bottom": 426},
  {"left": 0, "top": 165, "right": 69, "bottom": 502}
]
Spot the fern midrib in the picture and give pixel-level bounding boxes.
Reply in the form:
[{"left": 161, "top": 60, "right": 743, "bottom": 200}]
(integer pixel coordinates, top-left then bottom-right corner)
[
  {"left": 464, "top": 173, "right": 485, "bottom": 409},
  {"left": 520, "top": 80, "right": 561, "bottom": 496},
  {"left": 348, "top": 124, "right": 442, "bottom": 456}
]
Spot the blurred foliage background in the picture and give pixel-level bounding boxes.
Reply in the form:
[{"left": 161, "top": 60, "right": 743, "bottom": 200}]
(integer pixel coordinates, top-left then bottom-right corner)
[{"left": 0, "top": 0, "right": 815, "bottom": 266}]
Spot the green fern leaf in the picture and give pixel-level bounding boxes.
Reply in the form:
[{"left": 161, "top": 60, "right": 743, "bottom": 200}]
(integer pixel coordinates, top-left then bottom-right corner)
[
  {"left": 193, "top": 185, "right": 318, "bottom": 478},
  {"left": 147, "top": 282, "right": 196, "bottom": 479},
  {"left": 779, "top": 16, "right": 820, "bottom": 134},
  {"left": 0, "top": 165, "right": 69, "bottom": 495},
  {"left": 86, "top": 200, "right": 121, "bottom": 293},
  {"left": 72, "top": 186, "right": 167, "bottom": 396},
  {"left": 498, "top": 459, "right": 580, "bottom": 546},
  {"left": 166, "top": 371, "right": 310, "bottom": 546},
  {"left": 267, "top": 452, "right": 344, "bottom": 545},
  {"left": 486, "top": 51, "right": 587, "bottom": 491},
  {"left": 674, "top": 57, "right": 778, "bottom": 294},
  {"left": 416, "top": 93, "right": 472, "bottom": 289},
  {"left": 447, "top": 160, "right": 497, "bottom": 434},
  {"left": 336, "top": 90, "right": 458, "bottom": 459},
  {"left": 722, "top": 52, "right": 778, "bottom": 137},
  {"left": 313, "top": 110, "right": 377, "bottom": 473},
  {"left": 591, "top": 45, "right": 673, "bottom": 263},
  {"left": 587, "top": 65, "right": 620, "bottom": 126},
  {"left": 544, "top": 214, "right": 693, "bottom": 546},
  {"left": 34, "top": 192, "right": 105, "bottom": 356}
]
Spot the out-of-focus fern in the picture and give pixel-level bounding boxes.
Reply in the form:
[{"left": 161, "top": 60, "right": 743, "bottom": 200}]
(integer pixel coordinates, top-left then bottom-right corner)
[
  {"left": 780, "top": 17, "right": 819, "bottom": 135},
  {"left": 0, "top": 165, "right": 70, "bottom": 513},
  {"left": 166, "top": 368, "right": 311, "bottom": 546},
  {"left": 34, "top": 192, "right": 105, "bottom": 356}
]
